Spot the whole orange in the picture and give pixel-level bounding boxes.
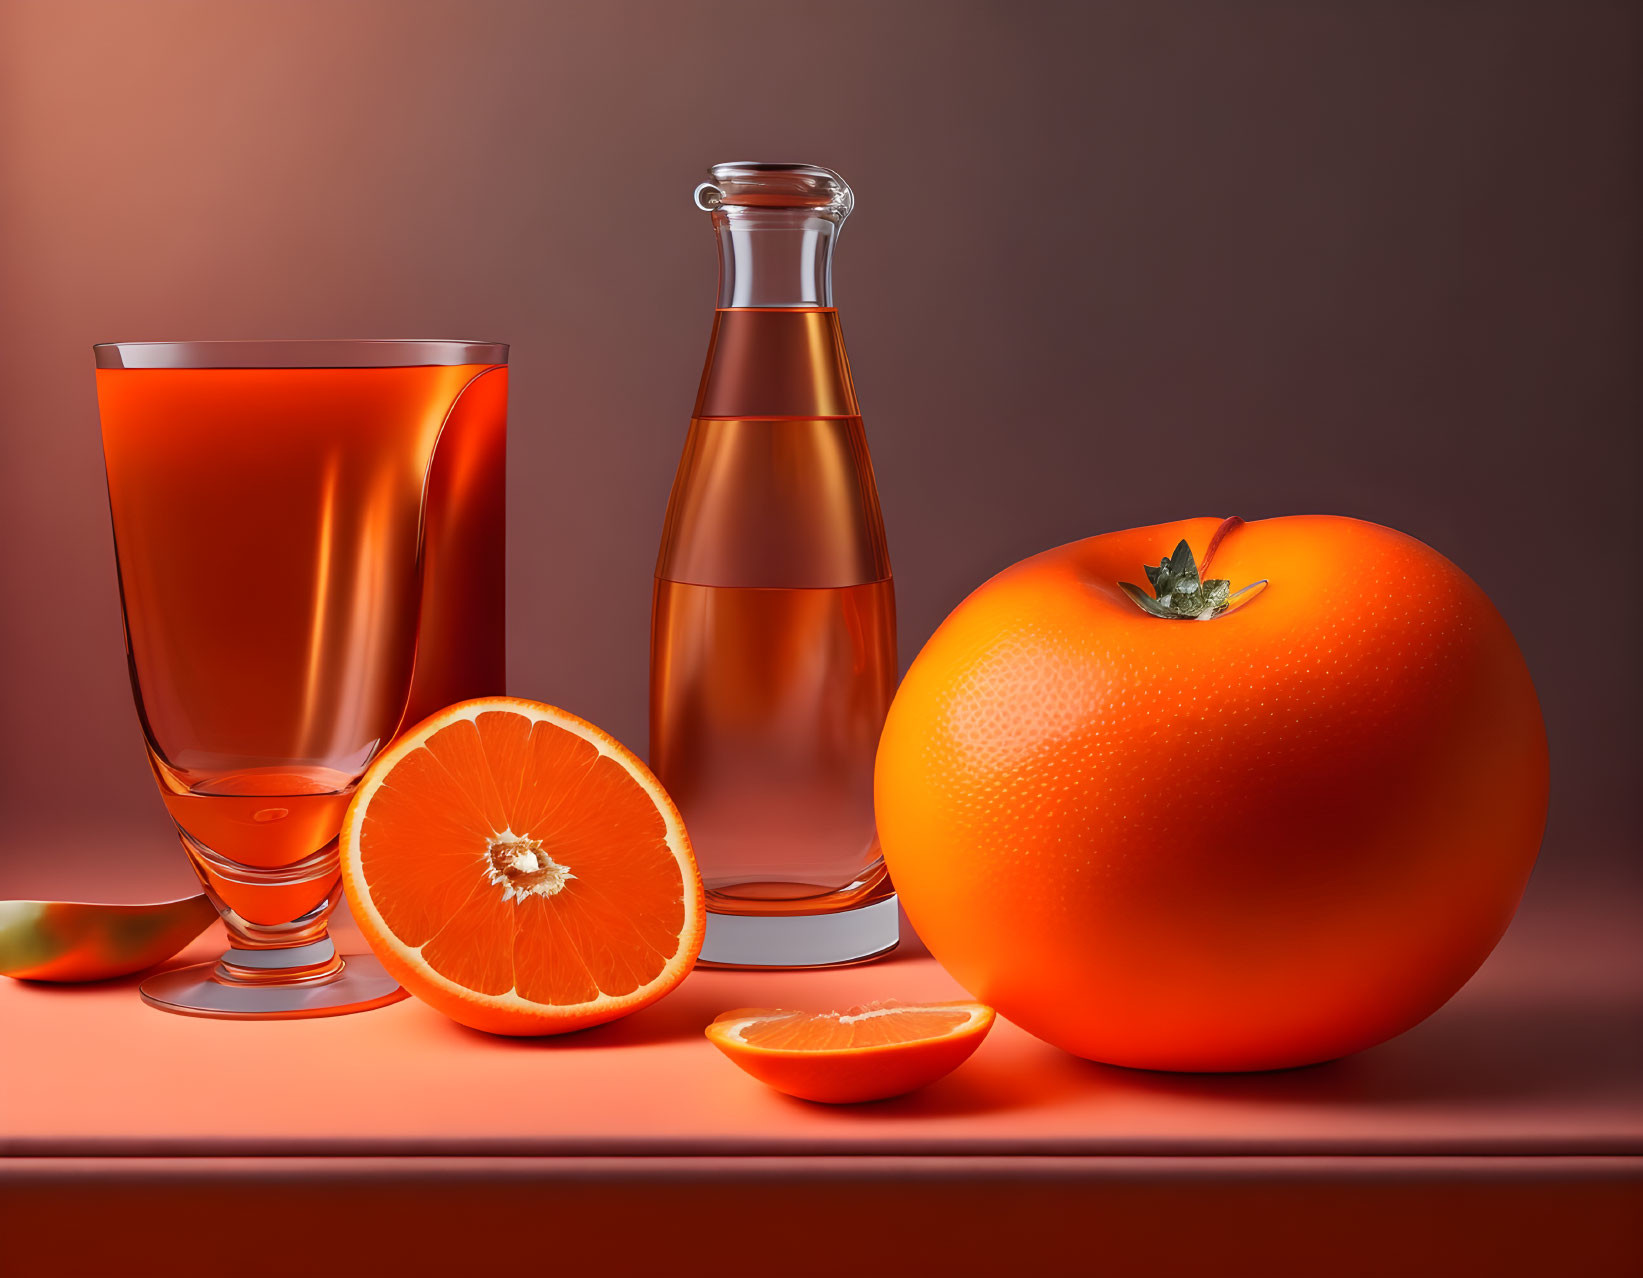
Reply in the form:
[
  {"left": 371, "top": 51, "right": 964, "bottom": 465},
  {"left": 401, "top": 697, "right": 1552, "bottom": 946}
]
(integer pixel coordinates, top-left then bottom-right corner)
[{"left": 875, "top": 516, "right": 1547, "bottom": 1071}]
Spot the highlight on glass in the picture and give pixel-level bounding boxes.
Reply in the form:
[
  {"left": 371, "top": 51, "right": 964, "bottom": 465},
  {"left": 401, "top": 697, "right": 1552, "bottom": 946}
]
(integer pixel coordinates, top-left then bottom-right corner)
[{"left": 95, "top": 339, "right": 508, "bottom": 1018}]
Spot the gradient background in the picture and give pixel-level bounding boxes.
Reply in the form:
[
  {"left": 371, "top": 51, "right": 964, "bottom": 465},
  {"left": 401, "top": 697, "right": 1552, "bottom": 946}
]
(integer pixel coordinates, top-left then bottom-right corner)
[{"left": 0, "top": 1, "right": 1635, "bottom": 925}]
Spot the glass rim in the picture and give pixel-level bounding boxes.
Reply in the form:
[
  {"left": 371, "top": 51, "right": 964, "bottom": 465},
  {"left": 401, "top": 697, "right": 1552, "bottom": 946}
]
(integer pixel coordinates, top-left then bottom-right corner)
[{"left": 93, "top": 339, "right": 510, "bottom": 370}]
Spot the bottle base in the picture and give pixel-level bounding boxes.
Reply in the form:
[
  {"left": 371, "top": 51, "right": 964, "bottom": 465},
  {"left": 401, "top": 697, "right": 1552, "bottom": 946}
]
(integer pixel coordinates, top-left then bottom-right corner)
[{"left": 697, "top": 894, "right": 900, "bottom": 969}]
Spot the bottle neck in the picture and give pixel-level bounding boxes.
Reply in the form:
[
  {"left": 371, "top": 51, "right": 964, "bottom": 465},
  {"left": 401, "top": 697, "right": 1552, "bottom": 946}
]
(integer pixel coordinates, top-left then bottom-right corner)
[{"left": 710, "top": 204, "right": 841, "bottom": 308}]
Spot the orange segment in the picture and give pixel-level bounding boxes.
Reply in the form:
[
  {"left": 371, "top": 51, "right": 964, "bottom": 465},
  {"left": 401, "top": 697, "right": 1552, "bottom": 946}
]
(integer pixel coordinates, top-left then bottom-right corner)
[
  {"left": 705, "top": 1001, "right": 995, "bottom": 1104},
  {"left": 340, "top": 697, "right": 704, "bottom": 1035}
]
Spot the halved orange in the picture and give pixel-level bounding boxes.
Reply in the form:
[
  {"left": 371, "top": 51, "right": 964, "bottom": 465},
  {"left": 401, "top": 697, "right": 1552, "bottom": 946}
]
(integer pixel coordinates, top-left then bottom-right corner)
[
  {"left": 340, "top": 697, "right": 704, "bottom": 1035},
  {"left": 705, "top": 1001, "right": 995, "bottom": 1103}
]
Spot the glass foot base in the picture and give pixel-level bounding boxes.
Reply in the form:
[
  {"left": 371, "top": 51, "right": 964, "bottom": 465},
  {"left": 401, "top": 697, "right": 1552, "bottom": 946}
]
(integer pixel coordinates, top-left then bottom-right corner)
[
  {"left": 139, "top": 952, "right": 408, "bottom": 1020},
  {"left": 698, "top": 895, "right": 900, "bottom": 969}
]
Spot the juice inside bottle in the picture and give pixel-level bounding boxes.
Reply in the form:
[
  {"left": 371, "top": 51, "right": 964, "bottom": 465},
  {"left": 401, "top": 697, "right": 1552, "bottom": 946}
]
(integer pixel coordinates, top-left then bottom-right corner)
[{"left": 651, "top": 165, "right": 898, "bottom": 967}]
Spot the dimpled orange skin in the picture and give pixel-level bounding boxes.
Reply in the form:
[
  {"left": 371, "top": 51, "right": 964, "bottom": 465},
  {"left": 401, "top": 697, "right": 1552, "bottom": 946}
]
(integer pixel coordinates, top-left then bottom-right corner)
[{"left": 874, "top": 516, "right": 1549, "bottom": 1072}]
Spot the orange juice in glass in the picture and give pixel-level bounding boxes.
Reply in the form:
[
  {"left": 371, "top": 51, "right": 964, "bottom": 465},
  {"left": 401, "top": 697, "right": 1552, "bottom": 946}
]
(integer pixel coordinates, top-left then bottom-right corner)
[{"left": 95, "top": 340, "right": 507, "bottom": 1018}]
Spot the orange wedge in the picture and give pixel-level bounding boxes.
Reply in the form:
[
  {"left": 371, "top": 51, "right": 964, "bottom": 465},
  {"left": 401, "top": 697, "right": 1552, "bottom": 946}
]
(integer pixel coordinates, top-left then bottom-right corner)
[
  {"left": 705, "top": 1001, "right": 995, "bottom": 1103},
  {"left": 340, "top": 697, "right": 704, "bottom": 1035}
]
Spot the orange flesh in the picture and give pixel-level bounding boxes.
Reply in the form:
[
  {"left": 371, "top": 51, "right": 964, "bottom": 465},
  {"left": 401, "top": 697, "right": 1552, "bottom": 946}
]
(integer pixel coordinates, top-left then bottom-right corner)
[
  {"left": 705, "top": 1001, "right": 996, "bottom": 1104},
  {"left": 727, "top": 1004, "right": 978, "bottom": 1051},
  {"left": 357, "top": 709, "right": 688, "bottom": 1005}
]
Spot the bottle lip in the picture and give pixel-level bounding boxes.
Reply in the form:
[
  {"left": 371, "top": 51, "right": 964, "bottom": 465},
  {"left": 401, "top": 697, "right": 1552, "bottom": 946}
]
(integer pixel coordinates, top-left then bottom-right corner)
[{"left": 695, "top": 162, "right": 853, "bottom": 216}]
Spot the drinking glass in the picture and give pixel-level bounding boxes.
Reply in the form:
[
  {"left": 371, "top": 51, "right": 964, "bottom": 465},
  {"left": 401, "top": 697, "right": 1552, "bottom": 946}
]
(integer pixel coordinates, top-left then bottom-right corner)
[{"left": 95, "top": 339, "right": 508, "bottom": 1018}]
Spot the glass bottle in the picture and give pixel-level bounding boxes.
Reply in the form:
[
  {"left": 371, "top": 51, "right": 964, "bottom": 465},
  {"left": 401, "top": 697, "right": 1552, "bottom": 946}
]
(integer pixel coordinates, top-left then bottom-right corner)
[{"left": 651, "top": 163, "right": 898, "bottom": 968}]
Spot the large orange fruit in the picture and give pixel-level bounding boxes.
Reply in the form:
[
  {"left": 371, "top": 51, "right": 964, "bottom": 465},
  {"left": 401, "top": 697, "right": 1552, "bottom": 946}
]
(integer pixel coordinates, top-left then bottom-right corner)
[
  {"left": 340, "top": 698, "right": 704, "bottom": 1035},
  {"left": 875, "top": 516, "right": 1547, "bottom": 1071}
]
